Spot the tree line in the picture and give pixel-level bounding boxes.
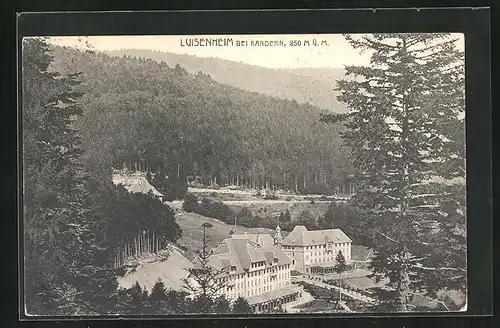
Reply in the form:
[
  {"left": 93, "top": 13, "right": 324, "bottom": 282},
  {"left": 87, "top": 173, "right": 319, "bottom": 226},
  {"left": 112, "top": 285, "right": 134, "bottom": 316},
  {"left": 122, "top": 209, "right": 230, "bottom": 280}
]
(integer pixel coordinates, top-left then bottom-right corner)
[
  {"left": 116, "top": 279, "right": 255, "bottom": 315},
  {"left": 182, "top": 193, "right": 368, "bottom": 243}
]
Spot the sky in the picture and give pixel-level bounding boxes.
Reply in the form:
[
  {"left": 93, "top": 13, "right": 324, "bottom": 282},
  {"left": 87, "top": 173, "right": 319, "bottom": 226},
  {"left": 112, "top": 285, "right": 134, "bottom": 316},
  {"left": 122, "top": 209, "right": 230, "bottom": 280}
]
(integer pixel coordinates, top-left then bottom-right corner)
[{"left": 47, "top": 34, "right": 465, "bottom": 69}]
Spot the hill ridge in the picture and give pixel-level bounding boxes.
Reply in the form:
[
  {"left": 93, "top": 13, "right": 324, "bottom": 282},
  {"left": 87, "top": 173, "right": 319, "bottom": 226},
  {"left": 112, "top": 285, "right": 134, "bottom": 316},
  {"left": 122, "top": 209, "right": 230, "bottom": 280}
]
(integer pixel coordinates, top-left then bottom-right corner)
[{"left": 105, "top": 48, "right": 348, "bottom": 113}]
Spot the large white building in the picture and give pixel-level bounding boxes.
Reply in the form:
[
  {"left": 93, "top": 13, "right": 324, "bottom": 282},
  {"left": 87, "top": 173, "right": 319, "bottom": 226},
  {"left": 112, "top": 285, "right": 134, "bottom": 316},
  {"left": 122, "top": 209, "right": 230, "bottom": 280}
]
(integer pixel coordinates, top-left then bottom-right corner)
[
  {"left": 281, "top": 226, "right": 352, "bottom": 274},
  {"left": 199, "top": 232, "right": 304, "bottom": 313}
]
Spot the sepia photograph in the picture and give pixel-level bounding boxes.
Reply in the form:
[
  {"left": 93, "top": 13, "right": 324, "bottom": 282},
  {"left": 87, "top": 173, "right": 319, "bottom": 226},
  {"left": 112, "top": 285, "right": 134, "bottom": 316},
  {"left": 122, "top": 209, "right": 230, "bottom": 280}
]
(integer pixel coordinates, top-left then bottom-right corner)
[{"left": 21, "top": 32, "right": 467, "bottom": 317}]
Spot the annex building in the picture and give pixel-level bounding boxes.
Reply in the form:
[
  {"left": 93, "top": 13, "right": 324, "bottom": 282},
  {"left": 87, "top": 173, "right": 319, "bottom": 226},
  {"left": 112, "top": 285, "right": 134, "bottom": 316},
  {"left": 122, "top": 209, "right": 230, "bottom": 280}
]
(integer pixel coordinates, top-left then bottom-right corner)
[
  {"left": 281, "top": 226, "right": 352, "bottom": 274},
  {"left": 202, "top": 231, "right": 304, "bottom": 313}
]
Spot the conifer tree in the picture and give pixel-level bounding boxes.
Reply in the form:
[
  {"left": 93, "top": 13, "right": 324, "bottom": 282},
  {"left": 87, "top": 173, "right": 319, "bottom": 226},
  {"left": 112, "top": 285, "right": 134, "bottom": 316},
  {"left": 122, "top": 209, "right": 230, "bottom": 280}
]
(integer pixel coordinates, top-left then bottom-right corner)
[
  {"left": 150, "top": 279, "right": 168, "bottom": 303},
  {"left": 128, "top": 281, "right": 144, "bottom": 313},
  {"left": 212, "top": 295, "right": 232, "bottom": 314},
  {"left": 182, "top": 222, "right": 227, "bottom": 311},
  {"left": 149, "top": 279, "right": 172, "bottom": 314},
  {"left": 335, "top": 250, "right": 347, "bottom": 282},
  {"left": 166, "top": 289, "right": 190, "bottom": 313},
  {"left": 232, "top": 297, "right": 253, "bottom": 314},
  {"left": 23, "top": 37, "right": 118, "bottom": 315},
  {"left": 115, "top": 281, "right": 143, "bottom": 314},
  {"left": 323, "top": 33, "right": 466, "bottom": 311}
]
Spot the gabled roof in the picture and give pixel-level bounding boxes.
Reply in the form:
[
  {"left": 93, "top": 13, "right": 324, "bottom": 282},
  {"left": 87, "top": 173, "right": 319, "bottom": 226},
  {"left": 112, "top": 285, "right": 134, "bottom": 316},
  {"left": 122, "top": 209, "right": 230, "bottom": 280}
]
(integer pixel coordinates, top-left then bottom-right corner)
[
  {"left": 282, "top": 226, "right": 351, "bottom": 246},
  {"left": 231, "top": 233, "right": 275, "bottom": 247},
  {"left": 263, "top": 251, "right": 274, "bottom": 264},
  {"left": 206, "top": 238, "right": 290, "bottom": 274},
  {"left": 112, "top": 173, "right": 163, "bottom": 197},
  {"left": 261, "top": 246, "right": 291, "bottom": 265}
]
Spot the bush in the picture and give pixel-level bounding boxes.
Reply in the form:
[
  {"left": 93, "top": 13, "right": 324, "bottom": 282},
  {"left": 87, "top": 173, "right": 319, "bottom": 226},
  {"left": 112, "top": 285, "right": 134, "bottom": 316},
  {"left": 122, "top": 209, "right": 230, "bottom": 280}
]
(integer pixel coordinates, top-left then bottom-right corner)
[
  {"left": 164, "top": 179, "right": 188, "bottom": 201},
  {"left": 279, "top": 210, "right": 291, "bottom": 224},
  {"left": 195, "top": 198, "right": 235, "bottom": 221},
  {"left": 285, "top": 196, "right": 293, "bottom": 201},
  {"left": 152, "top": 171, "right": 188, "bottom": 201},
  {"left": 182, "top": 193, "right": 199, "bottom": 212},
  {"left": 235, "top": 207, "right": 258, "bottom": 228},
  {"left": 280, "top": 220, "right": 293, "bottom": 231},
  {"left": 236, "top": 207, "right": 253, "bottom": 221},
  {"left": 298, "top": 209, "right": 317, "bottom": 230},
  {"left": 259, "top": 217, "right": 277, "bottom": 229}
]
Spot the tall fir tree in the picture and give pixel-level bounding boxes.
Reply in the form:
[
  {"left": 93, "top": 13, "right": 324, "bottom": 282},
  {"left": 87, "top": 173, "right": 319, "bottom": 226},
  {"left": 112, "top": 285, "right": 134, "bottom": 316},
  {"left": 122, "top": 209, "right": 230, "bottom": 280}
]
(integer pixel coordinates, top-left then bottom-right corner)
[
  {"left": 116, "top": 281, "right": 143, "bottom": 314},
  {"left": 23, "top": 36, "right": 85, "bottom": 315},
  {"left": 322, "top": 33, "right": 466, "bottom": 311},
  {"left": 23, "top": 37, "right": 120, "bottom": 315},
  {"left": 334, "top": 250, "right": 347, "bottom": 281},
  {"left": 149, "top": 279, "right": 173, "bottom": 314},
  {"left": 182, "top": 222, "right": 227, "bottom": 312}
]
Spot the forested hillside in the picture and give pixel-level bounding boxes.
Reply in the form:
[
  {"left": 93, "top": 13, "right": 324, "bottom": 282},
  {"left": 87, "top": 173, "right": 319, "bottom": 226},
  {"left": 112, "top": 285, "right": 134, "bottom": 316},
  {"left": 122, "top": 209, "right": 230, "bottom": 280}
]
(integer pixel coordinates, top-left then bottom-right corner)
[
  {"left": 50, "top": 46, "right": 354, "bottom": 194},
  {"left": 106, "top": 49, "right": 349, "bottom": 113}
]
